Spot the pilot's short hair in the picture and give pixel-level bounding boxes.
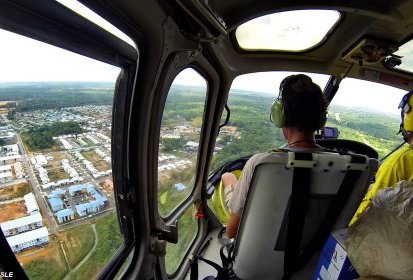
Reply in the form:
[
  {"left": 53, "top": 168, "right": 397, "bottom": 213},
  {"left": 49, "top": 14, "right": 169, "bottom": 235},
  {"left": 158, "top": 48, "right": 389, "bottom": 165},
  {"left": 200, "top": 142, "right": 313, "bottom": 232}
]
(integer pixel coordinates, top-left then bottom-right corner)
[{"left": 279, "top": 74, "right": 327, "bottom": 133}]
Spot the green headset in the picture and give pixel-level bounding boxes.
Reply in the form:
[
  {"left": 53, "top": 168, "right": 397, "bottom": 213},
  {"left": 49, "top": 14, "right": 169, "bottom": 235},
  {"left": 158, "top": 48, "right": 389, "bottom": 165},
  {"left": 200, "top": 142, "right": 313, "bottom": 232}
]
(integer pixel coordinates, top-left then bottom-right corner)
[
  {"left": 270, "top": 74, "right": 314, "bottom": 128},
  {"left": 270, "top": 98, "right": 285, "bottom": 128}
]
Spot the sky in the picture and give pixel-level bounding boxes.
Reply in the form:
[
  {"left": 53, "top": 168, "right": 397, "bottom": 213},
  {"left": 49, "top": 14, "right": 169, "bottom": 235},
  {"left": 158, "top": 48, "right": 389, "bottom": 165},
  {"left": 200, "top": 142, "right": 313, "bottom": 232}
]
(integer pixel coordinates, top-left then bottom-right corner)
[
  {"left": 174, "top": 69, "right": 407, "bottom": 115},
  {"left": 0, "top": 1, "right": 407, "bottom": 116}
]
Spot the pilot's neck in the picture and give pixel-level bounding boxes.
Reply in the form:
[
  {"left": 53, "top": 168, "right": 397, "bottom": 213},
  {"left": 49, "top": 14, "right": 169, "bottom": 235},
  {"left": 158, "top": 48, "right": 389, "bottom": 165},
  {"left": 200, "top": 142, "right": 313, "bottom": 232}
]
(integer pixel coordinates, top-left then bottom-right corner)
[{"left": 282, "top": 127, "right": 318, "bottom": 148}]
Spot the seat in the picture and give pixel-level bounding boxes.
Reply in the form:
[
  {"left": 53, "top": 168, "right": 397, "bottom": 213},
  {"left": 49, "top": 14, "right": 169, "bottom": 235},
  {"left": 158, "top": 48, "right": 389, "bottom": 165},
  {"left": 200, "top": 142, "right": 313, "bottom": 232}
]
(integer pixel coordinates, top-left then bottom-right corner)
[{"left": 232, "top": 150, "right": 378, "bottom": 280}]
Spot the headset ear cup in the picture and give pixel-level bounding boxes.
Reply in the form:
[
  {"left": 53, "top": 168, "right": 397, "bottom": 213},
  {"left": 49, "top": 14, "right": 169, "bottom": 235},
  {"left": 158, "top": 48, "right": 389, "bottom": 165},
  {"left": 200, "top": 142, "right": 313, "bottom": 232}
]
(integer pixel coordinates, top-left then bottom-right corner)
[{"left": 271, "top": 100, "right": 285, "bottom": 128}]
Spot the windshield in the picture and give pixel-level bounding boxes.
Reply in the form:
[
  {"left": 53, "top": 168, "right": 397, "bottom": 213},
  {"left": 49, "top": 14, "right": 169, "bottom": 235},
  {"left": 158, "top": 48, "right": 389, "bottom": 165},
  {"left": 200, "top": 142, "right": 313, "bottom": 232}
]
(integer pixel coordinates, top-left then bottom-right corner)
[
  {"left": 211, "top": 73, "right": 406, "bottom": 174},
  {"left": 327, "top": 78, "right": 406, "bottom": 158},
  {"left": 210, "top": 72, "right": 330, "bottom": 171}
]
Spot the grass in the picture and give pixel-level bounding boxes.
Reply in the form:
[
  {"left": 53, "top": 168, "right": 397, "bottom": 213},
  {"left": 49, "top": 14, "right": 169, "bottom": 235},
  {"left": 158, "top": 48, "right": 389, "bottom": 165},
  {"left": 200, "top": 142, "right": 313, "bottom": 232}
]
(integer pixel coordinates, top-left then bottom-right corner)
[
  {"left": 165, "top": 207, "right": 197, "bottom": 274},
  {"left": 70, "top": 213, "right": 123, "bottom": 280},
  {"left": 62, "top": 224, "right": 95, "bottom": 268},
  {"left": 48, "top": 168, "right": 70, "bottom": 182},
  {"left": 0, "top": 182, "right": 31, "bottom": 200}
]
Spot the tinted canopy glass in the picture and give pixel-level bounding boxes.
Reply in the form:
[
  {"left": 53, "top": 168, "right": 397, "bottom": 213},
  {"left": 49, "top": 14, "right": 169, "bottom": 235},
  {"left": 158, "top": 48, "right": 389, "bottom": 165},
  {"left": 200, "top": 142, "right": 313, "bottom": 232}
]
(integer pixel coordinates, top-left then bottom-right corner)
[{"left": 235, "top": 10, "right": 340, "bottom": 51}]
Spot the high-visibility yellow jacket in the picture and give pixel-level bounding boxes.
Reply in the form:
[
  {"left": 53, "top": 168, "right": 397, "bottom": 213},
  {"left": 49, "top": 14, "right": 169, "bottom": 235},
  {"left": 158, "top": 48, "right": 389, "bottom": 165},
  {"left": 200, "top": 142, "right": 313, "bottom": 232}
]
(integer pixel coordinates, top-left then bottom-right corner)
[{"left": 350, "top": 144, "right": 413, "bottom": 225}]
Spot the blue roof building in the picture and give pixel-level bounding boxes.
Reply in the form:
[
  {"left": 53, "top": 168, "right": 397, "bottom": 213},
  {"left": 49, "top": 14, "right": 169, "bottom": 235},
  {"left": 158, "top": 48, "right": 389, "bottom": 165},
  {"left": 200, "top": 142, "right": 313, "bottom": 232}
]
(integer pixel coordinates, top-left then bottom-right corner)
[
  {"left": 48, "top": 188, "right": 65, "bottom": 199},
  {"left": 68, "top": 184, "right": 86, "bottom": 196},
  {"left": 55, "top": 209, "right": 75, "bottom": 223},
  {"left": 48, "top": 197, "right": 64, "bottom": 212},
  {"left": 75, "top": 204, "right": 88, "bottom": 216},
  {"left": 174, "top": 183, "right": 186, "bottom": 191}
]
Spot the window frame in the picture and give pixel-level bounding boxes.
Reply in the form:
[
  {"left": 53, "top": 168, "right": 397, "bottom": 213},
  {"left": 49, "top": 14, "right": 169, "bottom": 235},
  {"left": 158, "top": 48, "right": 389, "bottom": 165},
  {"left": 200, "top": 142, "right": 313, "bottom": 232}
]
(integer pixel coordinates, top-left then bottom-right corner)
[
  {"left": 145, "top": 52, "right": 222, "bottom": 278},
  {"left": 0, "top": 1, "right": 138, "bottom": 279}
]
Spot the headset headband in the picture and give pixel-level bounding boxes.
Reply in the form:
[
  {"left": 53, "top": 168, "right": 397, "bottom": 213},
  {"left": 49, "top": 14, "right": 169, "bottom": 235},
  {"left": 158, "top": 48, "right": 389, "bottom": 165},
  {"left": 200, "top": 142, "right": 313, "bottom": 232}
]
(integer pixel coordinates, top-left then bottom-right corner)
[{"left": 398, "top": 91, "right": 413, "bottom": 141}]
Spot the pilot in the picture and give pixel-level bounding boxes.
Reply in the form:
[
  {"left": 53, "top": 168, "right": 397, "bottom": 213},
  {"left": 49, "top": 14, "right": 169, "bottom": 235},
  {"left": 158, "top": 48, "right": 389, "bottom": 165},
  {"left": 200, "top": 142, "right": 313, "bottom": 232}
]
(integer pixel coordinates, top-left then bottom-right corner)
[
  {"left": 221, "top": 74, "right": 327, "bottom": 238},
  {"left": 350, "top": 91, "right": 413, "bottom": 225}
]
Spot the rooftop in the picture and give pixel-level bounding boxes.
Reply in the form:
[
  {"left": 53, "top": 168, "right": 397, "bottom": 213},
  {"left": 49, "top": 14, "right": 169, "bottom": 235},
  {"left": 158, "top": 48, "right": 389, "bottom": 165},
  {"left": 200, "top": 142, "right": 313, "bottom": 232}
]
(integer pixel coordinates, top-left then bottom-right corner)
[
  {"left": 0, "top": 213, "right": 42, "bottom": 231},
  {"left": 6, "top": 227, "right": 49, "bottom": 247}
]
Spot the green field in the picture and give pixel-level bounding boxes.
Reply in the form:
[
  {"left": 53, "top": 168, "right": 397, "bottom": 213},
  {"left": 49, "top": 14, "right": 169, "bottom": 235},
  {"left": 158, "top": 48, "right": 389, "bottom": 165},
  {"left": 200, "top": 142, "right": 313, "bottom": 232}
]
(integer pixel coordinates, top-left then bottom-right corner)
[
  {"left": 22, "top": 212, "right": 123, "bottom": 280},
  {"left": 70, "top": 213, "right": 123, "bottom": 280}
]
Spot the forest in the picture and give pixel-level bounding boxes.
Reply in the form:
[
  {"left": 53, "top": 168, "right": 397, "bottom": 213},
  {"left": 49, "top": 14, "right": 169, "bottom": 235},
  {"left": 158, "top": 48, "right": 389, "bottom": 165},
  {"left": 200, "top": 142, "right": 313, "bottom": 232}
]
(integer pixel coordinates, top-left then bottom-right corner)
[
  {"left": 162, "top": 86, "right": 402, "bottom": 172},
  {"left": 0, "top": 82, "right": 114, "bottom": 112},
  {"left": 23, "top": 121, "right": 83, "bottom": 150}
]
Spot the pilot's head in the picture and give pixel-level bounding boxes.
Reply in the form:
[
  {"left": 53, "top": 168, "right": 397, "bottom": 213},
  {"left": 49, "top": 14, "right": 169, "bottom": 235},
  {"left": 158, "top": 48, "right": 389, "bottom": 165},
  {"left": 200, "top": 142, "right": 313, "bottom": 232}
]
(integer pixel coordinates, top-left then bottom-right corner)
[
  {"left": 271, "top": 74, "right": 327, "bottom": 133},
  {"left": 399, "top": 91, "right": 413, "bottom": 142}
]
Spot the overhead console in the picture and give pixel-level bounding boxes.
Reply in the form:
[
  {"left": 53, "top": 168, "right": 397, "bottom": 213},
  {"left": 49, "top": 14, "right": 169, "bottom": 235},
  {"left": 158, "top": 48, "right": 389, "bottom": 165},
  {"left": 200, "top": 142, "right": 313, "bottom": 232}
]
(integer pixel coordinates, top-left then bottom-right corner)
[{"left": 342, "top": 37, "right": 399, "bottom": 66}]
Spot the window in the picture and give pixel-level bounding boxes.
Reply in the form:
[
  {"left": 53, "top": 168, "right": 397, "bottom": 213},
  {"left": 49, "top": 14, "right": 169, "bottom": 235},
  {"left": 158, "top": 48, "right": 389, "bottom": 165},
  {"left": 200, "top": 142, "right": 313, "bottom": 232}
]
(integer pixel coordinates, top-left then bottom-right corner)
[
  {"left": 157, "top": 69, "right": 207, "bottom": 217},
  {"left": 235, "top": 10, "right": 340, "bottom": 51},
  {"left": 210, "top": 72, "right": 329, "bottom": 172},
  {"left": 327, "top": 78, "right": 407, "bottom": 158},
  {"left": 164, "top": 206, "right": 198, "bottom": 274},
  {"left": 0, "top": 28, "right": 124, "bottom": 279},
  {"left": 394, "top": 40, "right": 413, "bottom": 73}
]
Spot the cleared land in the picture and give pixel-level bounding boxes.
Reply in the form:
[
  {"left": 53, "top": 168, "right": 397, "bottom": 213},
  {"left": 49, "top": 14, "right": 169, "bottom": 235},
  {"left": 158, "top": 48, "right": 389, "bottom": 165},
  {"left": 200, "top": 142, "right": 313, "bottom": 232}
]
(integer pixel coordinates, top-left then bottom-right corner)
[
  {"left": 0, "top": 201, "right": 27, "bottom": 222},
  {"left": 16, "top": 212, "right": 122, "bottom": 280},
  {"left": 58, "top": 224, "right": 95, "bottom": 268},
  {"left": 98, "top": 180, "right": 113, "bottom": 196},
  {"left": 0, "top": 182, "right": 31, "bottom": 201},
  {"left": 48, "top": 168, "right": 70, "bottom": 182},
  {"left": 82, "top": 150, "right": 111, "bottom": 172},
  {"left": 19, "top": 235, "right": 69, "bottom": 280}
]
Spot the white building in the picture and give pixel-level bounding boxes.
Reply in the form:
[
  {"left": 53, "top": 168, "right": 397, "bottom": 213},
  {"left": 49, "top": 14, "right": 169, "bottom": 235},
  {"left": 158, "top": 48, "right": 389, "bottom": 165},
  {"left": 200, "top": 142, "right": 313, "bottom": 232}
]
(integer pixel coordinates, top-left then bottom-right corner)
[
  {"left": 0, "top": 171, "right": 13, "bottom": 183},
  {"left": 96, "top": 132, "right": 110, "bottom": 143},
  {"left": 1, "top": 144, "right": 19, "bottom": 156},
  {"left": 13, "top": 162, "right": 24, "bottom": 179},
  {"left": 1, "top": 213, "right": 43, "bottom": 237},
  {"left": 86, "top": 134, "right": 100, "bottom": 144},
  {"left": 0, "top": 165, "right": 12, "bottom": 173},
  {"left": 59, "top": 138, "right": 73, "bottom": 150},
  {"left": 24, "top": 193, "right": 39, "bottom": 214},
  {"left": 34, "top": 155, "right": 48, "bottom": 166},
  {"left": 0, "top": 154, "right": 21, "bottom": 165},
  {"left": 6, "top": 227, "right": 49, "bottom": 252}
]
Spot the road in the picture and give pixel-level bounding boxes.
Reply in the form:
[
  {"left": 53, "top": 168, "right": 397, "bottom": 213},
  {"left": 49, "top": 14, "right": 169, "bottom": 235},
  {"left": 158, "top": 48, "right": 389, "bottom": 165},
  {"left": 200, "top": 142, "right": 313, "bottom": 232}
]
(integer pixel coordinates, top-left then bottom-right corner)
[{"left": 16, "top": 133, "right": 57, "bottom": 233}]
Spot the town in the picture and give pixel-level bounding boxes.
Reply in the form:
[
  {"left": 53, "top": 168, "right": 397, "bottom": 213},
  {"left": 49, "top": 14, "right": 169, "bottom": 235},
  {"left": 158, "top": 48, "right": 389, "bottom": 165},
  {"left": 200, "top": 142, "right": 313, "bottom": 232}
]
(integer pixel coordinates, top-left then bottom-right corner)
[
  {"left": 0, "top": 95, "right": 241, "bottom": 279},
  {"left": 0, "top": 105, "right": 114, "bottom": 254}
]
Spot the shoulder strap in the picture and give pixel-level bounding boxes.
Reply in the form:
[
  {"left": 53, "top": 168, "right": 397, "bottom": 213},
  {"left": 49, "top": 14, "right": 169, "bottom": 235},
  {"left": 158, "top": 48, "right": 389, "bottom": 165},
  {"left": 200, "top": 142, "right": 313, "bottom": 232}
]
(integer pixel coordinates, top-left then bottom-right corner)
[
  {"left": 282, "top": 165, "right": 312, "bottom": 280},
  {"left": 294, "top": 169, "right": 362, "bottom": 270}
]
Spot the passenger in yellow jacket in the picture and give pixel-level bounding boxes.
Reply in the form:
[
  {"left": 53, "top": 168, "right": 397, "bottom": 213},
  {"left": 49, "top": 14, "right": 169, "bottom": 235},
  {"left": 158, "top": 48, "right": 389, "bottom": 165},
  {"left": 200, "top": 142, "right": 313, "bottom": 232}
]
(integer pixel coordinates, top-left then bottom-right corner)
[{"left": 351, "top": 91, "right": 413, "bottom": 225}]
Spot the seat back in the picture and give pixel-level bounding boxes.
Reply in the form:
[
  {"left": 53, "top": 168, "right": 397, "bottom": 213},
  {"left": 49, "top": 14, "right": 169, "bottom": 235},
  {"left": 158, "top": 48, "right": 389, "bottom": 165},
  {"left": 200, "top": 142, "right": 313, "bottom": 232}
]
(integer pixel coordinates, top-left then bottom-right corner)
[{"left": 233, "top": 151, "right": 378, "bottom": 280}]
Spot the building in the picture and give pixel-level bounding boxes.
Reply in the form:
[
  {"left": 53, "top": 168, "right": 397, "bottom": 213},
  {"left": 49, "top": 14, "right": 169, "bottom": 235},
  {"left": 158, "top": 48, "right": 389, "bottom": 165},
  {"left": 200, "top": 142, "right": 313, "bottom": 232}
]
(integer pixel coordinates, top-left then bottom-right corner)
[
  {"left": 1, "top": 213, "right": 43, "bottom": 237},
  {"left": 55, "top": 209, "right": 75, "bottom": 223},
  {"left": 0, "top": 171, "right": 13, "bottom": 183},
  {"left": 59, "top": 138, "right": 73, "bottom": 150},
  {"left": 0, "top": 154, "right": 21, "bottom": 165},
  {"left": 1, "top": 144, "right": 19, "bottom": 156},
  {"left": 184, "top": 141, "right": 199, "bottom": 151},
  {"left": 34, "top": 155, "right": 48, "bottom": 166},
  {"left": 6, "top": 227, "right": 49, "bottom": 252},
  {"left": 13, "top": 162, "right": 24, "bottom": 179},
  {"left": 47, "top": 190, "right": 65, "bottom": 212},
  {"left": 68, "top": 184, "right": 86, "bottom": 196},
  {"left": 48, "top": 197, "right": 64, "bottom": 212},
  {"left": 0, "top": 165, "right": 12, "bottom": 173},
  {"left": 174, "top": 183, "right": 186, "bottom": 191},
  {"left": 75, "top": 200, "right": 103, "bottom": 216},
  {"left": 74, "top": 184, "right": 108, "bottom": 216},
  {"left": 24, "top": 193, "right": 39, "bottom": 214}
]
